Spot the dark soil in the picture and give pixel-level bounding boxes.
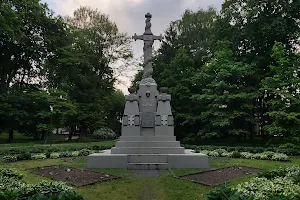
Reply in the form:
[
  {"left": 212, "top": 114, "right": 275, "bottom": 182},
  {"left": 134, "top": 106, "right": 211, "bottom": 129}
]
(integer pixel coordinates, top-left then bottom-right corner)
[
  {"left": 28, "top": 166, "right": 120, "bottom": 186},
  {"left": 179, "top": 166, "right": 260, "bottom": 186}
]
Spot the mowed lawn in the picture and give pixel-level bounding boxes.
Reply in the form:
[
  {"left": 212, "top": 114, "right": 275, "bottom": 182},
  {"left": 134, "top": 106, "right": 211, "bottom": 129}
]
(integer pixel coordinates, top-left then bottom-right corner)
[{"left": 2, "top": 155, "right": 300, "bottom": 200}]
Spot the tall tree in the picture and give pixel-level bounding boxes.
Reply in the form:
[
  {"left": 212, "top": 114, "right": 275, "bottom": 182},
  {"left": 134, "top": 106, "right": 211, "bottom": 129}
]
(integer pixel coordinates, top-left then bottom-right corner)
[
  {"left": 261, "top": 42, "right": 300, "bottom": 138},
  {"left": 192, "top": 41, "right": 256, "bottom": 140},
  {"left": 0, "top": 0, "right": 67, "bottom": 93},
  {"left": 45, "top": 7, "right": 132, "bottom": 138}
]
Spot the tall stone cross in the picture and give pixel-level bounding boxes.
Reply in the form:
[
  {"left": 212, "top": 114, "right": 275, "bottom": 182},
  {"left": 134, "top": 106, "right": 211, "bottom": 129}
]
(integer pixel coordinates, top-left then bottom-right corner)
[{"left": 132, "top": 13, "right": 163, "bottom": 79}]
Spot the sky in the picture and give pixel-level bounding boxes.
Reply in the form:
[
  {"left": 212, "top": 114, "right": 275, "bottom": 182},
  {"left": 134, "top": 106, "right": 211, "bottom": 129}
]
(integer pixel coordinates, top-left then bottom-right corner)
[{"left": 43, "top": 0, "right": 224, "bottom": 94}]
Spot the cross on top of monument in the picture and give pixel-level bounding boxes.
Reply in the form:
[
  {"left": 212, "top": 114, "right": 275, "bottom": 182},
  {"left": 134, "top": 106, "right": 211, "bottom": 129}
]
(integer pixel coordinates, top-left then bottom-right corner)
[{"left": 132, "top": 13, "right": 163, "bottom": 80}]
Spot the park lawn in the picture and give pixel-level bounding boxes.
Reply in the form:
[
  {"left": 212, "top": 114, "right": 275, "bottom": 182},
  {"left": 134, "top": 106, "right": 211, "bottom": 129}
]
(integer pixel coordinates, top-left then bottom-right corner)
[{"left": 2, "top": 156, "right": 300, "bottom": 200}]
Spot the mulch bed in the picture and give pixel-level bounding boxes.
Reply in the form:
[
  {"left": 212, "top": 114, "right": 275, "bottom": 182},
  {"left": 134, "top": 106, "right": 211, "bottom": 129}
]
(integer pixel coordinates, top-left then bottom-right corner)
[
  {"left": 178, "top": 166, "right": 261, "bottom": 186},
  {"left": 28, "top": 166, "right": 120, "bottom": 186}
]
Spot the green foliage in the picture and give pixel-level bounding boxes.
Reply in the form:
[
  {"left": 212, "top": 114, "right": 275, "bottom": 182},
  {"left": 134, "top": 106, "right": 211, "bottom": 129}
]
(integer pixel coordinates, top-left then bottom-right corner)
[
  {"left": 206, "top": 187, "right": 252, "bottom": 200},
  {"left": 16, "top": 152, "right": 31, "bottom": 161},
  {"left": 92, "top": 128, "right": 116, "bottom": 140},
  {"left": 2, "top": 155, "right": 17, "bottom": 163},
  {"left": 0, "top": 166, "right": 82, "bottom": 200}
]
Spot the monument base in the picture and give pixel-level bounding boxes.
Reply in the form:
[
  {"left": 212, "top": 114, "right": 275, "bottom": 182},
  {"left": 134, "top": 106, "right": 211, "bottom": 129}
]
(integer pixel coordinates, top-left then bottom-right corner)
[{"left": 87, "top": 149, "right": 210, "bottom": 170}]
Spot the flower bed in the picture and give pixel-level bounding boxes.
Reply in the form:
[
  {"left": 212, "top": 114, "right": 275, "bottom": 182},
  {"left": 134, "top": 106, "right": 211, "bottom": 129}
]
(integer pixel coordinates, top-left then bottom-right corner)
[
  {"left": 196, "top": 149, "right": 289, "bottom": 161},
  {"left": 0, "top": 167, "right": 84, "bottom": 199},
  {"left": 206, "top": 166, "right": 300, "bottom": 200}
]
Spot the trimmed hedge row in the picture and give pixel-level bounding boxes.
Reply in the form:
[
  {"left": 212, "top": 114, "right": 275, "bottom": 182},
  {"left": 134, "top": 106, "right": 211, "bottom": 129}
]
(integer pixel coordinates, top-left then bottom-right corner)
[
  {"left": 197, "top": 149, "right": 289, "bottom": 161},
  {"left": 183, "top": 144, "right": 300, "bottom": 156},
  {"left": 0, "top": 143, "right": 114, "bottom": 156}
]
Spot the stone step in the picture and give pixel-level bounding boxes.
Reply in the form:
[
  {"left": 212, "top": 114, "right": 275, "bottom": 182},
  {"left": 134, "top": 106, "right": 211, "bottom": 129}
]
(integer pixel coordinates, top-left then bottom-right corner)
[
  {"left": 119, "top": 136, "right": 176, "bottom": 141},
  {"left": 111, "top": 147, "right": 185, "bottom": 154},
  {"left": 127, "top": 163, "right": 169, "bottom": 170},
  {"left": 115, "top": 141, "right": 180, "bottom": 148},
  {"left": 127, "top": 154, "right": 168, "bottom": 163}
]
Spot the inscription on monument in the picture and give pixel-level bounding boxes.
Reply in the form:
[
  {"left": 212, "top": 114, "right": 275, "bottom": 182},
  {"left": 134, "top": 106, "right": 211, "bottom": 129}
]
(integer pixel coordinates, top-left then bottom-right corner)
[{"left": 141, "top": 112, "right": 155, "bottom": 127}]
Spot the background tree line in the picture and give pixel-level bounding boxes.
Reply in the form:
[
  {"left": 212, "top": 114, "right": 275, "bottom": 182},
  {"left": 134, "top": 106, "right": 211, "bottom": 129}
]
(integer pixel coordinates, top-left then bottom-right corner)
[
  {"left": 0, "top": 0, "right": 129, "bottom": 142},
  {"left": 133, "top": 0, "right": 300, "bottom": 144}
]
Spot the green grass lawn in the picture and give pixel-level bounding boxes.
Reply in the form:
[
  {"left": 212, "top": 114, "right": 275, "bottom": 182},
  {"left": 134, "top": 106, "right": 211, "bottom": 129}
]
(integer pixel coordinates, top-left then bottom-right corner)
[{"left": 2, "top": 156, "right": 300, "bottom": 200}]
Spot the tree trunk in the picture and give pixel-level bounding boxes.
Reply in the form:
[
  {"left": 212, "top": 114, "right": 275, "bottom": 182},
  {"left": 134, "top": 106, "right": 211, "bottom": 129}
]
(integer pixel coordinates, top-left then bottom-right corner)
[
  {"left": 68, "top": 125, "right": 75, "bottom": 141},
  {"left": 41, "top": 130, "right": 46, "bottom": 140},
  {"left": 7, "top": 129, "right": 14, "bottom": 143}
]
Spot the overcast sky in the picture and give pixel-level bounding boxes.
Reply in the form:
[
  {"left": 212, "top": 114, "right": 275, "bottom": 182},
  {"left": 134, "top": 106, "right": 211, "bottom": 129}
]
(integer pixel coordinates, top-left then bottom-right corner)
[{"left": 43, "top": 0, "right": 224, "bottom": 93}]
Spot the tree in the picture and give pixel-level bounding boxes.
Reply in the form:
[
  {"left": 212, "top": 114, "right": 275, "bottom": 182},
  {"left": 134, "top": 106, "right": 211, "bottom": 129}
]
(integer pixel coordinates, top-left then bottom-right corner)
[
  {"left": 44, "top": 7, "right": 132, "bottom": 140},
  {"left": 192, "top": 41, "right": 256, "bottom": 140},
  {"left": 0, "top": 0, "right": 67, "bottom": 93},
  {"left": 261, "top": 42, "right": 300, "bottom": 138}
]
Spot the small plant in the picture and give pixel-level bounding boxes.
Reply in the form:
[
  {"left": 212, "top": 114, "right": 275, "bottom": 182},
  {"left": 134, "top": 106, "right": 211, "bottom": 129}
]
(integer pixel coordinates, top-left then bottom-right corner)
[
  {"left": 17, "top": 152, "right": 32, "bottom": 161},
  {"left": 71, "top": 151, "right": 80, "bottom": 157},
  {"left": 2, "top": 155, "right": 18, "bottom": 163},
  {"left": 59, "top": 152, "right": 72, "bottom": 158},
  {"left": 50, "top": 152, "right": 60, "bottom": 159},
  {"left": 92, "top": 128, "right": 116, "bottom": 140},
  {"left": 78, "top": 149, "right": 92, "bottom": 156},
  {"left": 31, "top": 154, "right": 47, "bottom": 160}
]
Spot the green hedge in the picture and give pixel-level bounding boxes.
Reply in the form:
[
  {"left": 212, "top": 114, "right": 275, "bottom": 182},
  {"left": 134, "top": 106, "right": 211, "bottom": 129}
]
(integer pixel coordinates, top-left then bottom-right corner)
[
  {"left": 0, "top": 142, "right": 115, "bottom": 156},
  {"left": 182, "top": 144, "right": 300, "bottom": 156}
]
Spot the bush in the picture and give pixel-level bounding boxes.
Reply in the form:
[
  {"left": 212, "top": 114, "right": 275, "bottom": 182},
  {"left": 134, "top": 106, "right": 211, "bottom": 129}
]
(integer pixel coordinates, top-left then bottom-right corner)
[
  {"left": 0, "top": 168, "right": 23, "bottom": 180},
  {"left": 206, "top": 187, "right": 252, "bottom": 200},
  {"left": 2, "top": 155, "right": 18, "bottom": 163},
  {"left": 31, "top": 154, "right": 47, "bottom": 160},
  {"left": 71, "top": 151, "right": 80, "bottom": 157},
  {"left": 231, "top": 151, "right": 241, "bottom": 158},
  {"left": 92, "top": 128, "right": 116, "bottom": 140},
  {"left": 78, "top": 149, "right": 92, "bottom": 156},
  {"left": 17, "top": 152, "right": 32, "bottom": 161},
  {"left": 59, "top": 152, "right": 72, "bottom": 158},
  {"left": 50, "top": 152, "right": 60, "bottom": 159},
  {"left": 279, "top": 143, "right": 296, "bottom": 149},
  {"left": 0, "top": 167, "right": 83, "bottom": 200},
  {"left": 27, "top": 191, "right": 84, "bottom": 200},
  {"left": 271, "top": 153, "right": 289, "bottom": 161}
]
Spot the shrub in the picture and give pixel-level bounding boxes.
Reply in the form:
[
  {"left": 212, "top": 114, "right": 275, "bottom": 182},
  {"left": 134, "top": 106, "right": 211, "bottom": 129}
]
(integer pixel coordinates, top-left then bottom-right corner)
[
  {"left": 92, "top": 128, "right": 116, "bottom": 140},
  {"left": 17, "top": 152, "right": 32, "bottom": 161},
  {"left": 71, "top": 151, "right": 80, "bottom": 157},
  {"left": 271, "top": 153, "right": 289, "bottom": 161},
  {"left": 262, "top": 151, "right": 275, "bottom": 159},
  {"left": 78, "top": 149, "right": 92, "bottom": 156},
  {"left": 31, "top": 154, "right": 46, "bottom": 160},
  {"left": 27, "top": 191, "right": 84, "bottom": 200},
  {"left": 59, "top": 152, "right": 72, "bottom": 158},
  {"left": 2, "top": 155, "right": 18, "bottom": 163},
  {"left": 0, "top": 168, "right": 23, "bottom": 180},
  {"left": 206, "top": 187, "right": 252, "bottom": 200},
  {"left": 279, "top": 143, "right": 296, "bottom": 149},
  {"left": 235, "top": 177, "right": 300, "bottom": 200},
  {"left": 50, "top": 152, "right": 60, "bottom": 159},
  {"left": 240, "top": 152, "right": 253, "bottom": 159},
  {"left": 231, "top": 151, "right": 241, "bottom": 158}
]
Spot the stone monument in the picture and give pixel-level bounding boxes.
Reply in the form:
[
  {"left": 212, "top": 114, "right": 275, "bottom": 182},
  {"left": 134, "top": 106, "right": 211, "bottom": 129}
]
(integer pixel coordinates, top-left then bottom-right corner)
[{"left": 87, "top": 13, "right": 209, "bottom": 170}]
